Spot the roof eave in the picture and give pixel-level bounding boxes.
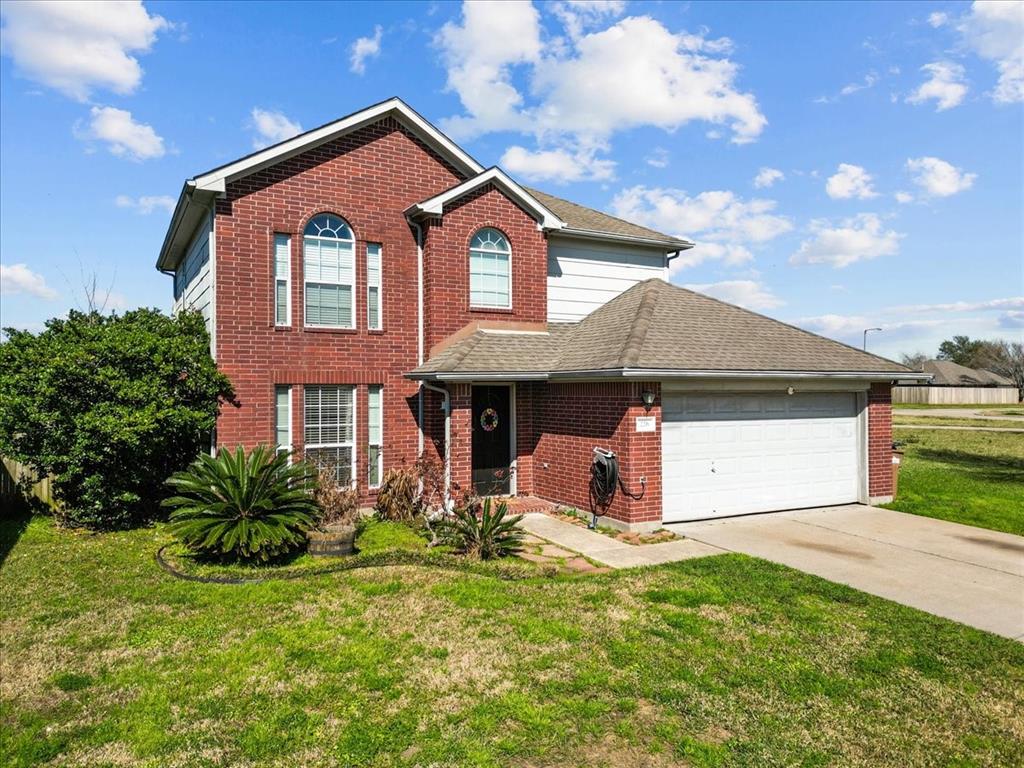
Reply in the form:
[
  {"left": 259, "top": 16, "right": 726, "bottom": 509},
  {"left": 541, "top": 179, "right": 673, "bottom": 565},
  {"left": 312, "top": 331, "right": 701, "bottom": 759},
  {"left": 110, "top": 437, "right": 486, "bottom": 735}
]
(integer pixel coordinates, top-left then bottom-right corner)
[
  {"left": 155, "top": 182, "right": 219, "bottom": 271},
  {"left": 552, "top": 227, "right": 694, "bottom": 251},
  {"left": 407, "top": 368, "right": 929, "bottom": 382},
  {"left": 405, "top": 167, "right": 566, "bottom": 231}
]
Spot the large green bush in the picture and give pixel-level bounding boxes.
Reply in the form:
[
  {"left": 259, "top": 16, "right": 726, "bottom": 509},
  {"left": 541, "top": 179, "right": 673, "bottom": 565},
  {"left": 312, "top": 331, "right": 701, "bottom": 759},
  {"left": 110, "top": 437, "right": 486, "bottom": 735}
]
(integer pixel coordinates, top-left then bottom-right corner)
[
  {"left": 163, "top": 445, "right": 319, "bottom": 561},
  {"left": 0, "top": 309, "right": 234, "bottom": 529}
]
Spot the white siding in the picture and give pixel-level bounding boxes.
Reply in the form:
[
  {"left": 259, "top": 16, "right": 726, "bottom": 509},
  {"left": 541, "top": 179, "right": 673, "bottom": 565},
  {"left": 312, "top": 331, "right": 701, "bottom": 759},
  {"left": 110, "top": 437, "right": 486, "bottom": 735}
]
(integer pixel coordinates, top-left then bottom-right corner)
[
  {"left": 173, "top": 214, "right": 213, "bottom": 333},
  {"left": 547, "top": 236, "right": 668, "bottom": 322}
]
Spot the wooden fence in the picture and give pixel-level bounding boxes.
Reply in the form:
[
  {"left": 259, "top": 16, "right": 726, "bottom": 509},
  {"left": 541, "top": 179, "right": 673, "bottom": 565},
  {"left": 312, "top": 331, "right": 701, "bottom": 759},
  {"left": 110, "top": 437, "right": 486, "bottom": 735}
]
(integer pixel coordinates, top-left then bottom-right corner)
[
  {"left": 893, "top": 386, "right": 1020, "bottom": 405},
  {"left": 1, "top": 457, "right": 56, "bottom": 509}
]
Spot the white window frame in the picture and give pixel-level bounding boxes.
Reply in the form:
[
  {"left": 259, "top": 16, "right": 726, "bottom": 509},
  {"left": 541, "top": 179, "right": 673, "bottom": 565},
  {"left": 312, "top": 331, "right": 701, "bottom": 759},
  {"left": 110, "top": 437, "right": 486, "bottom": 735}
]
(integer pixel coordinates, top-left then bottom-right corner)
[
  {"left": 368, "top": 385, "right": 383, "bottom": 488},
  {"left": 469, "top": 228, "right": 512, "bottom": 310},
  {"left": 274, "top": 234, "right": 291, "bottom": 326},
  {"left": 367, "top": 243, "right": 382, "bottom": 331},
  {"left": 303, "top": 384, "right": 357, "bottom": 488},
  {"left": 274, "top": 385, "right": 292, "bottom": 458},
  {"left": 303, "top": 214, "right": 356, "bottom": 329}
]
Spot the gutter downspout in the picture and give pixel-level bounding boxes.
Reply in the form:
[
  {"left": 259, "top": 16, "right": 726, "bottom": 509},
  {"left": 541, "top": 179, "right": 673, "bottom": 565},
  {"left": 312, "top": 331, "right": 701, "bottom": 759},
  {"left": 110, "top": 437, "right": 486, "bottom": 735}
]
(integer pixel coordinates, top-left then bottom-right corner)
[{"left": 422, "top": 380, "right": 451, "bottom": 510}]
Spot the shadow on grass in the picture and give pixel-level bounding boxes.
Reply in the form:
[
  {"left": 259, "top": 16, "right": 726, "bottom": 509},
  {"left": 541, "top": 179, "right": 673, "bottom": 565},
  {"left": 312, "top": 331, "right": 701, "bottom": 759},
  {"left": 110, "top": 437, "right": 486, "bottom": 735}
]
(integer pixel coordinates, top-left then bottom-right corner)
[
  {"left": 916, "top": 447, "right": 1024, "bottom": 483},
  {"left": 0, "top": 503, "right": 33, "bottom": 568}
]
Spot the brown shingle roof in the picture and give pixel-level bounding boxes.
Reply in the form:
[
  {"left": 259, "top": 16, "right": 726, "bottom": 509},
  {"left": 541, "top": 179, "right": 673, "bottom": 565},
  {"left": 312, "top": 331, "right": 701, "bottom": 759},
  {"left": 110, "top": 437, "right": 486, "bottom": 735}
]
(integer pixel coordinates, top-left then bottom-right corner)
[
  {"left": 410, "top": 279, "right": 914, "bottom": 378},
  {"left": 920, "top": 359, "right": 1014, "bottom": 386},
  {"left": 525, "top": 187, "right": 692, "bottom": 249}
]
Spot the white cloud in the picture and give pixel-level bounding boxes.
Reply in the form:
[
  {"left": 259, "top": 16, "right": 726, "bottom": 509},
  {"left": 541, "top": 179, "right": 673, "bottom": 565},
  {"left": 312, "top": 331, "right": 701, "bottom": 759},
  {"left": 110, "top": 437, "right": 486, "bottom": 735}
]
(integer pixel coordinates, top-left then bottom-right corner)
[
  {"left": 645, "top": 147, "right": 670, "bottom": 168},
  {"left": 76, "top": 106, "right": 165, "bottom": 160},
  {"left": 959, "top": 0, "right": 1024, "bottom": 104},
  {"left": 753, "top": 167, "right": 784, "bottom": 189},
  {"left": 928, "top": 11, "right": 949, "bottom": 28},
  {"left": 436, "top": 4, "right": 766, "bottom": 174},
  {"left": 889, "top": 297, "right": 1024, "bottom": 314},
  {"left": 501, "top": 145, "right": 615, "bottom": 182},
  {"left": 840, "top": 71, "right": 879, "bottom": 96},
  {"left": 905, "top": 156, "right": 976, "bottom": 197},
  {"left": 790, "top": 213, "right": 903, "bottom": 268},
  {"left": 0, "top": 0, "right": 167, "bottom": 101},
  {"left": 551, "top": 0, "right": 626, "bottom": 40},
  {"left": 906, "top": 61, "right": 968, "bottom": 111},
  {"left": 115, "top": 194, "right": 175, "bottom": 214},
  {"left": 999, "top": 310, "right": 1024, "bottom": 329},
  {"left": 0, "top": 263, "right": 58, "bottom": 300},
  {"left": 250, "top": 108, "right": 303, "bottom": 149},
  {"left": 825, "top": 163, "right": 877, "bottom": 200},
  {"left": 350, "top": 25, "right": 382, "bottom": 74},
  {"left": 683, "top": 280, "right": 784, "bottom": 310},
  {"left": 795, "top": 313, "right": 941, "bottom": 345},
  {"left": 894, "top": 191, "right": 914, "bottom": 204},
  {"left": 611, "top": 185, "right": 792, "bottom": 271}
]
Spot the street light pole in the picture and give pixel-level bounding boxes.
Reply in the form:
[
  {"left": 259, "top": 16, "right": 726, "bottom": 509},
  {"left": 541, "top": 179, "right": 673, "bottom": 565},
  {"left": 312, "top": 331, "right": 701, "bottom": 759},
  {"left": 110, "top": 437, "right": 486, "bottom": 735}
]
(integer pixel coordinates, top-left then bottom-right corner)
[{"left": 863, "top": 327, "right": 882, "bottom": 350}]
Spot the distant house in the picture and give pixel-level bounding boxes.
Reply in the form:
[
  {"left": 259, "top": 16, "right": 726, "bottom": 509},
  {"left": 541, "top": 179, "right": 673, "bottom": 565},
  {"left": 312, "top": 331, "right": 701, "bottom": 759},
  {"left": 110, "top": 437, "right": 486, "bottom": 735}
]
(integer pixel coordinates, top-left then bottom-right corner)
[{"left": 894, "top": 360, "right": 1019, "bottom": 404}]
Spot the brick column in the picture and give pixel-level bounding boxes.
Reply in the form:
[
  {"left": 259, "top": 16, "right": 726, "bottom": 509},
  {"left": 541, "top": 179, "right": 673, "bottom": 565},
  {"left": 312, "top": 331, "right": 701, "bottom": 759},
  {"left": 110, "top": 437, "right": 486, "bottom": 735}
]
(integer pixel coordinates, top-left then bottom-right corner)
[
  {"left": 448, "top": 384, "right": 473, "bottom": 498},
  {"left": 622, "top": 382, "right": 662, "bottom": 528},
  {"left": 867, "top": 382, "right": 894, "bottom": 501},
  {"left": 515, "top": 383, "right": 536, "bottom": 495}
]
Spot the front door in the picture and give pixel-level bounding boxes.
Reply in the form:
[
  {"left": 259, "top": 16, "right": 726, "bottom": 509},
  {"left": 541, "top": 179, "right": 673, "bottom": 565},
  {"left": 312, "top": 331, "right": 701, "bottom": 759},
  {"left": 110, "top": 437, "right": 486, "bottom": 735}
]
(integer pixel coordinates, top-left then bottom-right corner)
[{"left": 472, "top": 385, "right": 512, "bottom": 496}]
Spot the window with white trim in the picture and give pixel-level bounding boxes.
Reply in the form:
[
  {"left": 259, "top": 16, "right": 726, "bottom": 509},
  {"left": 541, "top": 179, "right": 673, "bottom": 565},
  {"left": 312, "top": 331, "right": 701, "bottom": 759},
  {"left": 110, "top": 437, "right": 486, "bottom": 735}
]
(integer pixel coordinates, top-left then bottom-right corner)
[
  {"left": 303, "top": 214, "right": 355, "bottom": 327},
  {"left": 368, "top": 385, "right": 383, "bottom": 487},
  {"left": 367, "top": 243, "right": 382, "bottom": 330},
  {"left": 274, "top": 385, "right": 291, "bottom": 455},
  {"left": 469, "top": 228, "right": 511, "bottom": 308},
  {"left": 274, "top": 234, "right": 291, "bottom": 325},
  {"left": 304, "top": 385, "right": 355, "bottom": 485}
]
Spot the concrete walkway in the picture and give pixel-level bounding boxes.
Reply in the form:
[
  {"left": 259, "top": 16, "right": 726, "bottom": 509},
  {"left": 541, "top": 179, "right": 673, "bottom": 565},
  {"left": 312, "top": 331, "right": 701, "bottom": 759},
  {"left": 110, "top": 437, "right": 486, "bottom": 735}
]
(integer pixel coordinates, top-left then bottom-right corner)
[
  {"left": 666, "top": 505, "right": 1024, "bottom": 641},
  {"left": 519, "top": 513, "right": 725, "bottom": 568},
  {"left": 893, "top": 424, "right": 1024, "bottom": 433}
]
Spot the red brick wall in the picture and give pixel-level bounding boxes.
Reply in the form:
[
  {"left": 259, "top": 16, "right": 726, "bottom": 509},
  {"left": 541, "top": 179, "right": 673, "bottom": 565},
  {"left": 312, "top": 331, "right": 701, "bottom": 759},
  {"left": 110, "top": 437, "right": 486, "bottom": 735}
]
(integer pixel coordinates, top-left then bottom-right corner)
[
  {"left": 422, "top": 184, "right": 548, "bottom": 350},
  {"left": 213, "top": 117, "right": 470, "bottom": 502},
  {"left": 525, "top": 381, "right": 662, "bottom": 526},
  {"left": 868, "top": 382, "right": 894, "bottom": 498}
]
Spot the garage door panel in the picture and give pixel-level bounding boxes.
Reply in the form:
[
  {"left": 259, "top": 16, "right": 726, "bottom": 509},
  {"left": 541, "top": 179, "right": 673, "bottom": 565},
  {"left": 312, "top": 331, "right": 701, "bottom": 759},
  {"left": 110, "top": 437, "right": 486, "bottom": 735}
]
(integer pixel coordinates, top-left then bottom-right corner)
[{"left": 662, "top": 392, "right": 860, "bottom": 522}]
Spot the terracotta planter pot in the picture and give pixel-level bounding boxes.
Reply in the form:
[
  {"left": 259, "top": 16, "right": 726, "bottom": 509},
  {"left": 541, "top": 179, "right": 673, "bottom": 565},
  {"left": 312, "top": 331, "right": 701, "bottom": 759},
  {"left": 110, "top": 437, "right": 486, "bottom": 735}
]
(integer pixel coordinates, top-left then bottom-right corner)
[{"left": 307, "top": 523, "right": 356, "bottom": 557}]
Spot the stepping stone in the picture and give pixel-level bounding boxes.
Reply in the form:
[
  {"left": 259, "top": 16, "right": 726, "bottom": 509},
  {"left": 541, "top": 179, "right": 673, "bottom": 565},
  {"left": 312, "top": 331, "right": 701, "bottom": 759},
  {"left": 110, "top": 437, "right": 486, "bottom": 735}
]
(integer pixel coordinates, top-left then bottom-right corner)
[
  {"left": 563, "top": 557, "right": 600, "bottom": 573},
  {"left": 518, "top": 552, "right": 555, "bottom": 564}
]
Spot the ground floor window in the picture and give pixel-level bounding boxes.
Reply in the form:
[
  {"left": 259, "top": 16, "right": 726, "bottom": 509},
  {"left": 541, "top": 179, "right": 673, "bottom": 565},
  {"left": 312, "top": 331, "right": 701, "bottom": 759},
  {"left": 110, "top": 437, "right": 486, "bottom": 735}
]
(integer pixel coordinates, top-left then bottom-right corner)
[
  {"left": 304, "top": 384, "right": 355, "bottom": 486},
  {"left": 368, "top": 385, "right": 383, "bottom": 487},
  {"left": 274, "top": 385, "right": 291, "bottom": 456}
]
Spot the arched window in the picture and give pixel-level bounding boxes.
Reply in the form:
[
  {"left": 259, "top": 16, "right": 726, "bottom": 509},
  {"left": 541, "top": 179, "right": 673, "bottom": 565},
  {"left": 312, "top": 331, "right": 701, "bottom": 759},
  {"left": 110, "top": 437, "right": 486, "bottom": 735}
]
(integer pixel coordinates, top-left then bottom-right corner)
[
  {"left": 303, "top": 213, "right": 355, "bottom": 327},
  {"left": 469, "top": 228, "right": 511, "bottom": 309}
]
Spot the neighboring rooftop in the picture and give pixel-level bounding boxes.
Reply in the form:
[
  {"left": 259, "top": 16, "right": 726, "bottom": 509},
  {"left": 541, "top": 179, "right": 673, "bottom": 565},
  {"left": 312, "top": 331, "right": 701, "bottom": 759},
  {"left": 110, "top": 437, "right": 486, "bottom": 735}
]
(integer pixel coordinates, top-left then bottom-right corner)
[
  {"left": 410, "top": 279, "right": 918, "bottom": 380},
  {"left": 915, "top": 359, "right": 1015, "bottom": 387},
  {"left": 525, "top": 187, "right": 692, "bottom": 250}
]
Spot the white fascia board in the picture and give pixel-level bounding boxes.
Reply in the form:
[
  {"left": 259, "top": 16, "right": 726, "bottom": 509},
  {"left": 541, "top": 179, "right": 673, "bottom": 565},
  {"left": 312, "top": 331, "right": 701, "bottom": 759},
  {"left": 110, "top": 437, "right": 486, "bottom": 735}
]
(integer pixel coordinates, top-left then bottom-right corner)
[
  {"left": 192, "top": 98, "right": 484, "bottom": 192},
  {"left": 554, "top": 368, "right": 928, "bottom": 381},
  {"left": 552, "top": 227, "right": 693, "bottom": 251},
  {"left": 406, "top": 168, "right": 566, "bottom": 231}
]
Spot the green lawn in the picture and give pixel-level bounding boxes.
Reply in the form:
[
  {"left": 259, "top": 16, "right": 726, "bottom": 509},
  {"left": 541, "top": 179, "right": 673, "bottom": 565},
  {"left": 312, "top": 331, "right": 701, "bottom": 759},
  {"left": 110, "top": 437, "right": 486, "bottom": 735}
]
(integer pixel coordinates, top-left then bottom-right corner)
[
  {"left": 894, "top": 415, "right": 1024, "bottom": 429},
  {"left": 887, "top": 428, "right": 1024, "bottom": 536},
  {"left": 2, "top": 515, "right": 1023, "bottom": 767}
]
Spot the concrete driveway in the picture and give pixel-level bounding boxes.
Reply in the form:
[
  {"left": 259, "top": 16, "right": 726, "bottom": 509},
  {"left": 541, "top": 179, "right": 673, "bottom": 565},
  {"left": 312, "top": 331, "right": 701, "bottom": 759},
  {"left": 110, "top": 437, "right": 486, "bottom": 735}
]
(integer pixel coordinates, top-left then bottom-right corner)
[{"left": 666, "top": 505, "right": 1024, "bottom": 641}]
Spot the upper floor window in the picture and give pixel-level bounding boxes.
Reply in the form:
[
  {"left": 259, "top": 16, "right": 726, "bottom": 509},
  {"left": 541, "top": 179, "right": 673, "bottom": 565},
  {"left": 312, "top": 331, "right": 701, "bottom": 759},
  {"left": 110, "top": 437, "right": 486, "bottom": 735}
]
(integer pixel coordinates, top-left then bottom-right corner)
[
  {"left": 469, "top": 228, "right": 511, "bottom": 309},
  {"left": 273, "top": 234, "right": 291, "bottom": 326},
  {"left": 304, "top": 214, "right": 355, "bottom": 328},
  {"left": 366, "top": 243, "right": 382, "bottom": 330}
]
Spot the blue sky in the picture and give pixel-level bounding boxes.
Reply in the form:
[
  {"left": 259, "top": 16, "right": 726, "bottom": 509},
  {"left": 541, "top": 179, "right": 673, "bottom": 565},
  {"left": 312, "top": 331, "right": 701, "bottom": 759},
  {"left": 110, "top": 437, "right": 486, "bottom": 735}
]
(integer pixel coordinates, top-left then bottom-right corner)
[{"left": 1, "top": 0, "right": 1021, "bottom": 360}]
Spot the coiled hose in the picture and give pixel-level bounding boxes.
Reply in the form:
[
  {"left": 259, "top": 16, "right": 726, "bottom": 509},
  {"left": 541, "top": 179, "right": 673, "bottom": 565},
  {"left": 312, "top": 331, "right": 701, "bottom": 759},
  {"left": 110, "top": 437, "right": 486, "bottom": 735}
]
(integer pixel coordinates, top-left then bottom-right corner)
[{"left": 588, "top": 448, "right": 645, "bottom": 528}]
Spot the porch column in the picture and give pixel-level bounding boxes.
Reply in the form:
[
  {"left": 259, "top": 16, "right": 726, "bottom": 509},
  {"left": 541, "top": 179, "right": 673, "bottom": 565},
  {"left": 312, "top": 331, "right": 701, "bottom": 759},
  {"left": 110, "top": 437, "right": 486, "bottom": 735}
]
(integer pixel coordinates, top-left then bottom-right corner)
[{"left": 448, "top": 383, "right": 473, "bottom": 498}]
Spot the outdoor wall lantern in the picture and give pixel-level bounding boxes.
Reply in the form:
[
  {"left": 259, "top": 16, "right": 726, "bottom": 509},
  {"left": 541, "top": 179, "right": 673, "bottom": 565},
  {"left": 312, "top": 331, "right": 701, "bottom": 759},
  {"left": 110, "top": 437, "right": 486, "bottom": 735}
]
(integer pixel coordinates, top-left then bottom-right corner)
[{"left": 640, "top": 389, "right": 656, "bottom": 411}]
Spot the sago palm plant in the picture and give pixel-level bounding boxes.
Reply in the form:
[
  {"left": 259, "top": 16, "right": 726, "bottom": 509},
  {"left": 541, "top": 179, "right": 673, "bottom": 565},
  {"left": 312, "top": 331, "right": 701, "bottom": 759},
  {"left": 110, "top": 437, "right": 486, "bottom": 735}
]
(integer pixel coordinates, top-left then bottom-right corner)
[
  {"left": 439, "top": 497, "right": 524, "bottom": 560},
  {"left": 163, "top": 445, "right": 319, "bottom": 561}
]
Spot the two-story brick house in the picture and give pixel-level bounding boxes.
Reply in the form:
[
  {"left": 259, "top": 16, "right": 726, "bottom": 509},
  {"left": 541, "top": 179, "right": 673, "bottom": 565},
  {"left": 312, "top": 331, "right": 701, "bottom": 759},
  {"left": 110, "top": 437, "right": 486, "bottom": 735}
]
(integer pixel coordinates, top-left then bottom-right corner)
[{"left": 158, "top": 98, "right": 922, "bottom": 531}]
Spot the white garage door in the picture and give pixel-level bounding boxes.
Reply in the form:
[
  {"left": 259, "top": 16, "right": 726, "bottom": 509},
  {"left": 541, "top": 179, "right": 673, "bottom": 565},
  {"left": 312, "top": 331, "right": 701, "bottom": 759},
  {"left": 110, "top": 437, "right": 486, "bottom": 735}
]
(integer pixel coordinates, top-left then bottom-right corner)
[{"left": 662, "top": 392, "right": 860, "bottom": 523}]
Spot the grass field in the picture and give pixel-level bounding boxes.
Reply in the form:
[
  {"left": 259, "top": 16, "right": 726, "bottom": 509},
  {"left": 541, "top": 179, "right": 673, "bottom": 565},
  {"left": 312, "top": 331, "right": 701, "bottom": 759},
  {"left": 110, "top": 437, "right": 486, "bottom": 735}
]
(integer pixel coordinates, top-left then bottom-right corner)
[
  {"left": 887, "top": 428, "right": 1024, "bottom": 536},
  {"left": 893, "top": 403, "right": 1023, "bottom": 411},
  {"left": 894, "top": 416, "right": 1024, "bottom": 429},
  {"left": 2, "top": 514, "right": 1023, "bottom": 767}
]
